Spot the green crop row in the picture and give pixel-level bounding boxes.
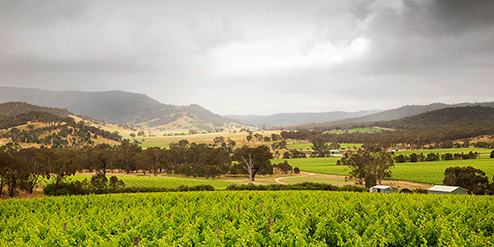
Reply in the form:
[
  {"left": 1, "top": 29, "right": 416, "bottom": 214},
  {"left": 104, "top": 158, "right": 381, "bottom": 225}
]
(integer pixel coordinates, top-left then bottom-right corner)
[
  {"left": 279, "top": 154, "right": 494, "bottom": 184},
  {"left": 1, "top": 191, "right": 492, "bottom": 246}
]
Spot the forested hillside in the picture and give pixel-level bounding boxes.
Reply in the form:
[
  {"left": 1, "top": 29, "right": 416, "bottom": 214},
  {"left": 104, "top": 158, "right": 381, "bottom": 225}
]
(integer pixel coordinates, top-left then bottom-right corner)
[
  {"left": 377, "top": 105, "right": 494, "bottom": 129},
  {"left": 0, "top": 102, "right": 122, "bottom": 148},
  {"left": 0, "top": 101, "right": 69, "bottom": 117},
  {"left": 281, "top": 106, "right": 494, "bottom": 148},
  {"left": 0, "top": 87, "right": 245, "bottom": 131},
  {"left": 289, "top": 102, "right": 494, "bottom": 130}
]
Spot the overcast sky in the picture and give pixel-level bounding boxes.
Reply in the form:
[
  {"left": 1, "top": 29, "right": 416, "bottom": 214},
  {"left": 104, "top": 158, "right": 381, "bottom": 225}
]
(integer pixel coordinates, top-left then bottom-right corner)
[{"left": 1, "top": 0, "right": 494, "bottom": 115}]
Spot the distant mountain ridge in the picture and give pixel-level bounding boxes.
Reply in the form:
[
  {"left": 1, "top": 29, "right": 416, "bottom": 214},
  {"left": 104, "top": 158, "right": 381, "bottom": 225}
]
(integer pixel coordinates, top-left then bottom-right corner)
[
  {"left": 0, "top": 87, "right": 243, "bottom": 131},
  {"left": 378, "top": 105, "right": 494, "bottom": 129},
  {"left": 291, "top": 102, "right": 494, "bottom": 129},
  {"left": 0, "top": 101, "right": 69, "bottom": 117},
  {"left": 226, "top": 110, "right": 381, "bottom": 127}
]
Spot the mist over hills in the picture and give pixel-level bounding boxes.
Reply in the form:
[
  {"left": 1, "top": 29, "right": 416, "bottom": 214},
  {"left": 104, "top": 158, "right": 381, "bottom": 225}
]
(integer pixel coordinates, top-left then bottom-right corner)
[
  {"left": 226, "top": 110, "right": 381, "bottom": 127},
  {"left": 1, "top": 86, "right": 493, "bottom": 131},
  {"left": 0, "top": 87, "right": 242, "bottom": 131}
]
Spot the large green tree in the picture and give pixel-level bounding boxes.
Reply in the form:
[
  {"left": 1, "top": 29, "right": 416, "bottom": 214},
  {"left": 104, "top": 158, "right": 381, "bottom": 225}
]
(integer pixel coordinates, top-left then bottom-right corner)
[
  {"left": 115, "top": 141, "right": 142, "bottom": 173},
  {"left": 88, "top": 143, "right": 114, "bottom": 175},
  {"left": 232, "top": 145, "right": 273, "bottom": 183},
  {"left": 15, "top": 148, "right": 49, "bottom": 194},
  {"left": 443, "top": 166, "right": 489, "bottom": 194},
  {"left": 341, "top": 143, "right": 394, "bottom": 187},
  {"left": 48, "top": 150, "right": 77, "bottom": 193},
  {"left": 311, "top": 137, "right": 329, "bottom": 157}
]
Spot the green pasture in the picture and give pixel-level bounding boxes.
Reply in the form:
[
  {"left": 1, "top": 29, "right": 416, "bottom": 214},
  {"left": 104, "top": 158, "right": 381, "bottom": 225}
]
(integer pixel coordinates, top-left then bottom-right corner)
[
  {"left": 390, "top": 156, "right": 494, "bottom": 184},
  {"left": 66, "top": 175, "right": 235, "bottom": 190},
  {"left": 281, "top": 155, "right": 494, "bottom": 185},
  {"left": 277, "top": 157, "right": 345, "bottom": 174}
]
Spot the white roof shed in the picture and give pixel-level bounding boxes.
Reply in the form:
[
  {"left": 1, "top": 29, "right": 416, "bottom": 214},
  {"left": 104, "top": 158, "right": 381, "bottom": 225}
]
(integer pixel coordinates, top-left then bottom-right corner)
[
  {"left": 427, "top": 185, "right": 468, "bottom": 195},
  {"left": 370, "top": 185, "right": 398, "bottom": 193}
]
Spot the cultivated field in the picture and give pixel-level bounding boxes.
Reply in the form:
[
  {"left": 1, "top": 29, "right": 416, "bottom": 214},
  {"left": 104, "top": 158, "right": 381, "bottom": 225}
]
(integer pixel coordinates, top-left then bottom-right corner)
[
  {"left": 1, "top": 191, "right": 492, "bottom": 246},
  {"left": 279, "top": 148, "right": 494, "bottom": 185}
]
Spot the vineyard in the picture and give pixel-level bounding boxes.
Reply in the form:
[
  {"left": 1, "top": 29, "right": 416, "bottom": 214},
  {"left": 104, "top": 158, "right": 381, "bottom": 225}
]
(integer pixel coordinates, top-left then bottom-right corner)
[
  {"left": 280, "top": 153, "right": 494, "bottom": 184},
  {"left": 1, "top": 191, "right": 493, "bottom": 246}
]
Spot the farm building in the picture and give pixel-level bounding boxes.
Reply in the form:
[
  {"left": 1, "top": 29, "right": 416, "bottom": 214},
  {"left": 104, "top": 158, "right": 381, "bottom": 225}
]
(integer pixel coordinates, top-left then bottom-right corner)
[
  {"left": 370, "top": 185, "right": 398, "bottom": 194},
  {"left": 427, "top": 185, "right": 468, "bottom": 195},
  {"left": 330, "top": 150, "right": 340, "bottom": 155}
]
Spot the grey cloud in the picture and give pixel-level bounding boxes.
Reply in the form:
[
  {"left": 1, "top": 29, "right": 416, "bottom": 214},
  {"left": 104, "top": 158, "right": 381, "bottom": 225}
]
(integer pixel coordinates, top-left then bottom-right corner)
[{"left": 1, "top": 0, "right": 494, "bottom": 115}]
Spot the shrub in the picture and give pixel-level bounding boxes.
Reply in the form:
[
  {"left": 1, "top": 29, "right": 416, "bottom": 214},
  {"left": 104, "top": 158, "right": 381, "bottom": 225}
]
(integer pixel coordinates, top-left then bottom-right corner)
[
  {"left": 273, "top": 161, "right": 293, "bottom": 174},
  {"left": 109, "top": 176, "right": 125, "bottom": 192},
  {"left": 396, "top": 154, "right": 406, "bottom": 163},
  {"left": 225, "top": 182, "right": 367, "bottom": 192},
  {"left": 412, "top": 188, "right": 428, "bottom": 194},
  {"left": 491, "top": 150, "right": 494, "bottom": 159},
  {"left": 91, "top": 174, "right": 108, "bottom": 193},
  {"left": 400, "top": 188, "right": 412, "bottom": 193},
  {"left": 43, "top": 181, "right": 90, "bottom": 196},
  {"left": 294, "top": 167, "right": 300, "bottom": 174},
  {"left": 425, "top": 153, "right": 440, "bottom": 162},
  {"left": 442, "top": 153, "right": 454, "bottom": 161}
]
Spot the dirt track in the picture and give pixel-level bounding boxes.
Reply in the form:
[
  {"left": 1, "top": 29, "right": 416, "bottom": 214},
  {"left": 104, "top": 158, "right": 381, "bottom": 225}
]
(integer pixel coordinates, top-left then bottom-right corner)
[{"left": 274, "top": 171, "right": 429, "bottom": 190}]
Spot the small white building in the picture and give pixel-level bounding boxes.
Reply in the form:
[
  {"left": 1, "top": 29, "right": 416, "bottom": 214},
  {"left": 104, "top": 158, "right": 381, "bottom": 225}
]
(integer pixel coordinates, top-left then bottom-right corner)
[
  {"left": 427, "top": 185, "right": 468, "bottom": 195},
  {"left": 370, "top": 185, "right": 398, "bottom": 193}
]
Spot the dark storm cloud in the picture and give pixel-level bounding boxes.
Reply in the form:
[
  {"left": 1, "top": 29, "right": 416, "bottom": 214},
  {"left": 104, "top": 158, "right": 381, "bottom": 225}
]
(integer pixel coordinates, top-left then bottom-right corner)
[
  {"left": 296, "top": 0, "right": 494, "bottom": 107},
  {"left": 1, "top": 0, "right": 494, "bottom": 114}
]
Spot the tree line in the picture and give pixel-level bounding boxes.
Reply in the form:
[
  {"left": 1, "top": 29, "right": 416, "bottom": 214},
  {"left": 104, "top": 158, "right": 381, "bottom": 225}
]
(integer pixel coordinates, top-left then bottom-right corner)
[
  {"left": 0, "top": 141, "right": 278, "bottom": 196},
  {"left": 280, "top": 124, "right": 494, "bottom": 150},
  {"left": 394, "top": 151, "right": 479, "bottom": 163}
]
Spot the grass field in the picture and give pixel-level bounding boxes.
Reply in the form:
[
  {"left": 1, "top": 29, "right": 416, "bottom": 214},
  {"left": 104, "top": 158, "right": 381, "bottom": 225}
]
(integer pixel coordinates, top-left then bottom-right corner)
[
  {"left": 66, "top": 175, "right": 235, "bottom": 190},
  {"left": 276, "top": 157, "right": 344, "bottom": 174},
  {"left": 137, "top": 131, "right": 283, "bottom": 149},
  {"left": 280, "top": 154, "right": 494, "bottom": 185},
  {"left": 71, "top": 115, "right": 277, "bottom": 149}
]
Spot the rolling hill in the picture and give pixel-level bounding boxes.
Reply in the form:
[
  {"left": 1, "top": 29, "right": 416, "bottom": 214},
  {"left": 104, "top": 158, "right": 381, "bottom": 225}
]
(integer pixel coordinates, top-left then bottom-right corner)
[
  {"left": 0, "top": 102, "right": 122, "bottom": 148},
  {"left": 0, "top": 87, "right": 246, "bottom": 132},
  {"left": 377, "top": 105, "right": 494, "bottom": 129},
  {"left": 0, "top": 101, "right": 70, "bottom": 117},
  {"left": 290, "top": 102, "right": 494, "bottom": 129},
  {"left": 226, "top": 110, "right": 380, "bottom": 127}
]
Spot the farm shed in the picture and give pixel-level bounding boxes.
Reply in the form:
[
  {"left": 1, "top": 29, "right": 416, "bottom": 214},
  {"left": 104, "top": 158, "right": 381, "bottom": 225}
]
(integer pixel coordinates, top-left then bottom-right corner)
[
  {"left": 370, "top": 185, "right": 398, "bottom": 194},
  {"left": 330, "top": 150, "right": 340, "bottom": 155},
  {"left": 427, "top": 185, "right": 468, "bottom": 195}
]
